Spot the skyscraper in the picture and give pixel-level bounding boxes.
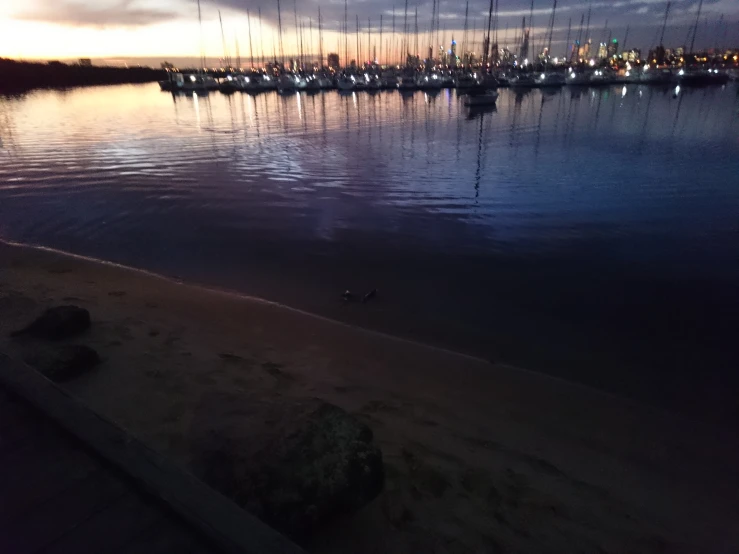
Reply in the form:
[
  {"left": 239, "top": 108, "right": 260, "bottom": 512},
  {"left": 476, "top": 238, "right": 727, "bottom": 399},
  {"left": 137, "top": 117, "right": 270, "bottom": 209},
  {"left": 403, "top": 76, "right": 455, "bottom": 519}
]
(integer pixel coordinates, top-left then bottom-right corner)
[{"left": 607, "top": 39, "right": 618, "bottom": 58}]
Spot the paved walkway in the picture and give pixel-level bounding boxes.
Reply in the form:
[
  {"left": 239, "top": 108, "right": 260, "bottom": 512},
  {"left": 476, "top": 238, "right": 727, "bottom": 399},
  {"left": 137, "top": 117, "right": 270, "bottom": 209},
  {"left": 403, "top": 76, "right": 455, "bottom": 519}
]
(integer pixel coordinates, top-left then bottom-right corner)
[{"left": 0, "top": 386, "right": 218, "bottom": 553}]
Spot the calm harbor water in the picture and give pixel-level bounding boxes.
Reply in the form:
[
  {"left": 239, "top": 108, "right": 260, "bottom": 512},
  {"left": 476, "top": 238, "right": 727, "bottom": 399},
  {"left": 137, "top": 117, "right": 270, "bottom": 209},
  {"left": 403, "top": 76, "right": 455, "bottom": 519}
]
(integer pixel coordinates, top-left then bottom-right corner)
[{"left": 1, "top": 83, "right": 738, "bottom": 419}]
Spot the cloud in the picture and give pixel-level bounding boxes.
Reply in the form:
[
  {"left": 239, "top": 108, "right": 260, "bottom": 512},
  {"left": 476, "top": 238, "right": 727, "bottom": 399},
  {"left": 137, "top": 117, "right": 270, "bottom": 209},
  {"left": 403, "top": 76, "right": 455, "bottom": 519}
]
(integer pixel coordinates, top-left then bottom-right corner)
[{"left": 14, "top": 0, "right": 181, "bottom": 27}]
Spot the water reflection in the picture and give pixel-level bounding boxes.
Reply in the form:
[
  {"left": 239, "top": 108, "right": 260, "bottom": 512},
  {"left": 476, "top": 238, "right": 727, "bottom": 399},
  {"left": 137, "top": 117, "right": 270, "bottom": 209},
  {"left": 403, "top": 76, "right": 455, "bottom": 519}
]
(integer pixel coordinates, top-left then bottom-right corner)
[{"left": 0, "top": 83, "right": 738, "bottom": 416}]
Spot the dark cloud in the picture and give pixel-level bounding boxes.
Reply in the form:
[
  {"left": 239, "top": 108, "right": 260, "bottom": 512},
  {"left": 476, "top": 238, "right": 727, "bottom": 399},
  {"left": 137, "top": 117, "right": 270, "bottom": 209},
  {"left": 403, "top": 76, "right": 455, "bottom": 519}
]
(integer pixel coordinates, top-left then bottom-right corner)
[
  {"left": 209, "top": 0, "right": 738, "bottom": 50},
  {"left": 15, "top": 0, "right": 181, "bottom": 27}
]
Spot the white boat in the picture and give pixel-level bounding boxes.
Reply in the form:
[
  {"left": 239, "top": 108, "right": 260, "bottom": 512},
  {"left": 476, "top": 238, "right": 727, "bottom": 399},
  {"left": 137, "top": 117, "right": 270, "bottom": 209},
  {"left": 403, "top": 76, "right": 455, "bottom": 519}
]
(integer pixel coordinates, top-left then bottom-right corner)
[
  {"left": 416, "top": 72, "right": 443, "bottom": 90},
  {"left": 464, "top": 91, "right": 499, "bottom": 106},
  {"left": 170, "top": 73, "right": 211, "bottom": 93}
]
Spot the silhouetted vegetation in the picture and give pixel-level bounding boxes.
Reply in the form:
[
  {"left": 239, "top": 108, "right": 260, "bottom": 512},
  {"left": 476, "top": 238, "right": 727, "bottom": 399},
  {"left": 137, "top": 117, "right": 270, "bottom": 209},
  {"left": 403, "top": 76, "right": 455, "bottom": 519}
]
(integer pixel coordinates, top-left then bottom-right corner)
[{"left": 0, "top": 58, "right": 164, "bottom": 92}]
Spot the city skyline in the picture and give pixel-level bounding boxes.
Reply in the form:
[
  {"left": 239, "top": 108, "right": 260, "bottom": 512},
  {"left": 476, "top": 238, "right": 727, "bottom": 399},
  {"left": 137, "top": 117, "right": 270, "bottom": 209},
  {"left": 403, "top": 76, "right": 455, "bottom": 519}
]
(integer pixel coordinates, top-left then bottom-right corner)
[{"left": 1, "top": 0, "right": 738, "bottom": 66}]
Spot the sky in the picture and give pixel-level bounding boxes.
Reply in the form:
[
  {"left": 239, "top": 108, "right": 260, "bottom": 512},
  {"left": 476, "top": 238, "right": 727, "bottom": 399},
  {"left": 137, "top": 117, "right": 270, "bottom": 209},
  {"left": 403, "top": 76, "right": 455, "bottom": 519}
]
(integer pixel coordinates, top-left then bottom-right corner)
[{"left": 1, "top": 0, "right": 738, "bottom": 66}]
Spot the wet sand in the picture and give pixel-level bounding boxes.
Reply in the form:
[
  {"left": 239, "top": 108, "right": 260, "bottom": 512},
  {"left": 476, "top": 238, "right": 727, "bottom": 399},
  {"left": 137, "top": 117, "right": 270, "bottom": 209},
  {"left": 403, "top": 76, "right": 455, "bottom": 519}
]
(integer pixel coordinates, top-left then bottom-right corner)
[{"left": 1, "top": 239, "right": 738, "bottom": 553}]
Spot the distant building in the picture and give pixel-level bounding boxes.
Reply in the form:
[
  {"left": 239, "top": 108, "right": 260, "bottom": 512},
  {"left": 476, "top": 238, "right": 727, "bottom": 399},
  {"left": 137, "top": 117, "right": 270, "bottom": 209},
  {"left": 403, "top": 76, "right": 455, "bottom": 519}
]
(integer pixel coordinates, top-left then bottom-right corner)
[
  {"left": 626, "top": 48, "right": 641, "bottom": 62},
  {"left": 607, "top": 39, "right": 618, "bottom": 58},
  {"left": 578, "top": 39, "right": 591, "bottom": 60},
  {"left": 78, "top": 58, "right": 92, "bottom": 67},
  {"left": 675, "top": 47, "right": 685, "bottom": 57},
  {"left": 597, "top": 42, "right": 608, "bottom": 59},
  {"left": 327, "top": 53, "right": 340, "bottom": 69}
]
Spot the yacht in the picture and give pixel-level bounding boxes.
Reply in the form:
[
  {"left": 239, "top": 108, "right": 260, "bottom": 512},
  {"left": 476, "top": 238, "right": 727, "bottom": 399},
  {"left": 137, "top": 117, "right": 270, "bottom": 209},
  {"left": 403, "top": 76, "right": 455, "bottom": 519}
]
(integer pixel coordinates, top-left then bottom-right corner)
[
  {"left": 337, "top": 75, "right": 355, "bottom": 92},
  {"left": 535, "top": 72, "right": 566, "bottom": 87},
  {"left": 464, "top": 90, "right": 499, "bottom": 106},
  {"left": 416, "top": 72, "right": 443, "bottom": 90},
  {"left": 509, "top": 73, "right": 537, "bottom": 88}
]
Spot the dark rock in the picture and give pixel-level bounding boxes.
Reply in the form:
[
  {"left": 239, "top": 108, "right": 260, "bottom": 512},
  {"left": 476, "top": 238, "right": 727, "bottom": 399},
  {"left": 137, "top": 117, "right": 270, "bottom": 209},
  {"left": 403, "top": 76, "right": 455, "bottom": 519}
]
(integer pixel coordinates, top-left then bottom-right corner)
[
  {"left": 192, "top": 400, "right": 384, "bottom": 539},
  {"left": 25, "top": 345, "right": 101, "bottom": 382},
  {"left": 11, "top": 305, "right": 91, "bottom": 340}
]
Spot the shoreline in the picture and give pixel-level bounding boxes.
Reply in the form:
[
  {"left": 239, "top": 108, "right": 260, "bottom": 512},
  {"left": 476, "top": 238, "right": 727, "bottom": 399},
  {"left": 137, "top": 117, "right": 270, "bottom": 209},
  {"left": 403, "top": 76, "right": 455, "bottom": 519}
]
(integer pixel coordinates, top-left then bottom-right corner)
[
  {"left": 0, "top": 58, "right": 163, "bottom": 93},
  {"left": 0, "top": 238, "right": 717, "bottom": 421},
  {"left": 2, "top": 239, "right": 738, "bottom": 552}
]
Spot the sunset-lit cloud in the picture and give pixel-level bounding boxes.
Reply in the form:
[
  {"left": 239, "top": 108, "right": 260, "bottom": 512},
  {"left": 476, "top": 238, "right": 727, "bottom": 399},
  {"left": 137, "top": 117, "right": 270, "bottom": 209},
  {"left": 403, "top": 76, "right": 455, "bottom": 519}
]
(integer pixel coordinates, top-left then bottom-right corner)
[{"left": 1, "top": 0, "right": 737, "bottom": 65}]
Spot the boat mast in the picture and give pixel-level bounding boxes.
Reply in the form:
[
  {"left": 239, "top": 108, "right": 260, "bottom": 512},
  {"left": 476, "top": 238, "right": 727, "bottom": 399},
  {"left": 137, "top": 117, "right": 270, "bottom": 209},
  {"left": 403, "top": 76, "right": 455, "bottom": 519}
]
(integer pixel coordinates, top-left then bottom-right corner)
[
  {"left": 414, "top": 6, "right": 419, "bottom": 63},
  {"left": 368, "top": 17, "right": 372, "bottom": 65},
  {"left": 689, "top": 0, "right": 704, "bottom": 55},
  {"left": 218, "top": 10, "right": 229, "bottom": 68},
  {"left": 547, "top": 0, "right": 557, "bottom": 59},
  {"left": 565, "top": 17, "right": 571, "bottom": 59},
  {"left": 659, "top": 2, "right": 671, "bottom": 48},
  {"left": 380, "top": 15, "right": 383, "bottom": 65},
  {"left": 293, "top": 0, "right": 300, "bottom": 70},
  {"left": 403, "top": 0, "right": 409, "bottom": 66},
  {"left": 528, "top": 0, "right": 535, "bottom": 62},
  {"left": 483, "top": 0, "right": 494, "bottom": 67},
  {"left": 344, "top": 0, "right": 348, "bottom": 69},
  {"left": 584, "top": 1, "right": 592, "bottom": 58},
  {"left": 277, "top": 0, "right": 285, "bottom": 67},
  {"left": 429, "top": 0, "right": 437, "bottom": 64},
  {"left": 622, "top": 24, "right": 630, "bottom": 52},
  {"left": 197, "top": 0, "right": 206, "bottom": 70},
  {"left": 318, "top": 7, "right": 324, "bottom": 69},
  {"left": 258, "top": 8, "right": 264, "bottom": 67},
  {"left": 462, "top": 1, "right": 469, "bottom": 67},
  {"left": 356, "top": 15, "right": 360, "bottom": 67},
  {"left": 235, "top": 37, "right": 241, "bottom": 69},
  {"left": 247, "top": 9, "right": 255, "bottom": 69},
  {"left": 575, "top": 13, "right": 584, "bottom": 62}
]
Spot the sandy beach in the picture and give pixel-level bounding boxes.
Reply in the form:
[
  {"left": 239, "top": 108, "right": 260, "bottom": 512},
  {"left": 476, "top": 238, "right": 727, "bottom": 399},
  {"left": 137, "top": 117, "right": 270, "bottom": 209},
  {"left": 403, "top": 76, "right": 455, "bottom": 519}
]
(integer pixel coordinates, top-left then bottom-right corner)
[{"left": 1, "top": 239, "right": 737, "bottom": 553}]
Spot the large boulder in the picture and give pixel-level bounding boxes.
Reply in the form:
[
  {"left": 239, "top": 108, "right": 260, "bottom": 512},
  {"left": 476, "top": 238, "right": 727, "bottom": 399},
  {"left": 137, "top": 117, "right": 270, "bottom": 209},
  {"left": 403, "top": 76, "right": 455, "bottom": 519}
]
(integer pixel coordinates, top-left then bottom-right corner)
[
  {"left": 192, "top": 399, "right": 384, "bottom": 539},
  {"left": 11, "top": 306, "right": 91, "bottom": 340},
  {"left": 24, "top": 345, "right": 101, "bottom": 382}
]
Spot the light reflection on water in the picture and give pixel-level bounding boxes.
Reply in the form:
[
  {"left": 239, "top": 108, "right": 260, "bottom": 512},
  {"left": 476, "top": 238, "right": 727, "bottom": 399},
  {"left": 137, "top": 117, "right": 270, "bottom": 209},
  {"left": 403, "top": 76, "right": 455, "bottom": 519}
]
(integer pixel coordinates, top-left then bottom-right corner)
[{"left": 1, "top": 83, "right": 738, "bottom": 418}]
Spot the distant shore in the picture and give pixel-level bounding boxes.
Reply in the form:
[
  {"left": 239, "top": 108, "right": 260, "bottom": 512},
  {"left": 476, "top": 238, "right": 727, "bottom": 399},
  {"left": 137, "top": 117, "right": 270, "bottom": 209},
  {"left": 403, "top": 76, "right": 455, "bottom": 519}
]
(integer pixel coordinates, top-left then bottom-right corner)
[
  {"left": 0, "top": 58, "right": 164, "bottom": 93},
  {"left": 1, "top": 238, "right": 738, "bottom": 553}
]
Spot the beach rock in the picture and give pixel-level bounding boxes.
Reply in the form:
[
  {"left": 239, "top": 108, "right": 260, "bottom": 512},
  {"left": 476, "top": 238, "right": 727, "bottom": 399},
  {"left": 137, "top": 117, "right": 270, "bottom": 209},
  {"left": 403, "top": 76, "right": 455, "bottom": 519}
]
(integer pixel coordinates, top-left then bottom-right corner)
[
  {"left": 24, "top": 345, "right": 100, "bottom": 382},
  {"left": 193, "top": 399, "right": 384, "bottom": 539},
  {"left": 11, "top": 305, "right": 91, "bottom": 340}
]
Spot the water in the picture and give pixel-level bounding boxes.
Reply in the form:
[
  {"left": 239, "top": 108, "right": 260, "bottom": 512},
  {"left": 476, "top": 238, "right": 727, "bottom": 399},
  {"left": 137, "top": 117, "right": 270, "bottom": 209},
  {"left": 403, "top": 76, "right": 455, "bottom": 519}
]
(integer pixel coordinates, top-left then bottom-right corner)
[{"left": 1, "top": 83, "right": 738, "bottom": 419}]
